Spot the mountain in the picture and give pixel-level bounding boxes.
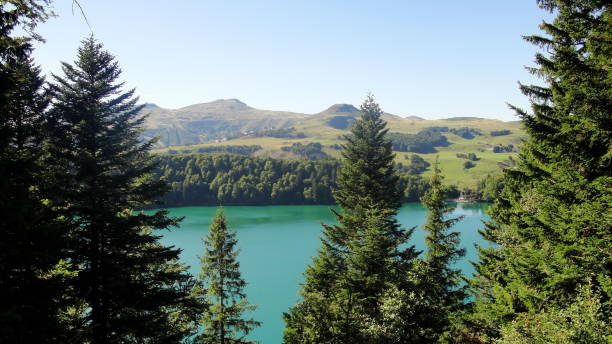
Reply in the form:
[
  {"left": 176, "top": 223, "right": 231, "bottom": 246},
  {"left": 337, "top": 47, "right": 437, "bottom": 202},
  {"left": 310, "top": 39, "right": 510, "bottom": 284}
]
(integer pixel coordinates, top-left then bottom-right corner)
[
  {"left": 141, "top": 100, "right": 428, "bottom": 147},
  {"left": 144, "top": 99, "right": 524, "bottom": 187},
  {"left": 141, "top": 99, "right": 309, "bottom": 147},
  {"left": 317, "top": 103, "right": 361, "bottom": 116},
  {"left": 314, "top": 104, "right": 361, "bottom": 130},
  {"left": 314, "top": 104, "right": 417, "bottom": 127}
]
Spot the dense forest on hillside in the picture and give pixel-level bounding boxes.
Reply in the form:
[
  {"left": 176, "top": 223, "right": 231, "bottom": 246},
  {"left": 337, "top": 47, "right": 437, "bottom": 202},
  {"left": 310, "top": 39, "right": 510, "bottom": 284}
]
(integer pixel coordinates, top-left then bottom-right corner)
[
  {"left": 155, "top": 154, "right": 338, "bottom": 205},
  {"left": 154, "top": 153, "right": 445, "bottom": 206}
]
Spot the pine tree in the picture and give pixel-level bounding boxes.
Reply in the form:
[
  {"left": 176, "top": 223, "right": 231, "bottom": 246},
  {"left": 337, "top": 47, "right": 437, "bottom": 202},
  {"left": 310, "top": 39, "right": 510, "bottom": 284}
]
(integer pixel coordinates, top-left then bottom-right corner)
[
  {"left": 417, "top": 158, "right": 466, "bottom": 342},
  {"left": 0, "top": 1, "right": 51, "bottom": 64},
  {"left": 0, "top": 2, "right": 70, "bottom": 340},
  {"left": 45, "top": 37, "right": 194, "bottom": 343},
  {"left": 194, "top": 208, "right": 260, "bottom": 344},
  {"left": 462, "top": 1, "right": 611, "bottom": 342},
  {"left": 284, "top": 95, "right": 418, "bottom": 343},
  {"left": 334, "top": 95, "right": 402, "bottom": 214},
  {"left": 0, "top": 50, "right": 70, "bottom": 343}
]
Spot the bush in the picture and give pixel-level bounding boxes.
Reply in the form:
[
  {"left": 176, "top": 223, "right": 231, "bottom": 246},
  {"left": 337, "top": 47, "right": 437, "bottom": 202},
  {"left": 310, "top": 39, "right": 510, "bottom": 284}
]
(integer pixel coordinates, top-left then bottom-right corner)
[
  {"left": 456, "top": 153, "right": 479, "bottom": 161},
  {"left": 396, "top": 155, "right": 430, "bottom": 175},
  {"left": 490, "top": 129, "right": 511, "bottom": 136},
  {"left": 450, "top": 127, "right": 482, "bottom": 139},
  {"left": 281, "top": 142, "right": 331, "bottom": 160},
  {"left": 388, "top": 130, "right": 450, "bottom": 153},
  {"left": 493, "top": 144, "right": 514, "bottom": 153}
]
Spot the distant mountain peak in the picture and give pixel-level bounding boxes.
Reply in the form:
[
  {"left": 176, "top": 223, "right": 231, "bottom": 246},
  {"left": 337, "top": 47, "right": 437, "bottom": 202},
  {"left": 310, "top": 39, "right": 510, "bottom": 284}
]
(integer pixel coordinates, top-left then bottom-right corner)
[
  {"left": 319, "top": 103, "right": 360, "bottom": 115},
  {"left": 208, "top": 98, "right": 250, "bottom": 110},
  {"left": 211, "top": 98, "right": 247, "bottom": 105},
  {"left": 405, "top": 115, "right": 425, "bottom": 120},
  {"left": 143, "top": 103, "right": 160, "bottom": 109},
  {"left": 176, "top": 98, "right": 252, "bottom": 113}
]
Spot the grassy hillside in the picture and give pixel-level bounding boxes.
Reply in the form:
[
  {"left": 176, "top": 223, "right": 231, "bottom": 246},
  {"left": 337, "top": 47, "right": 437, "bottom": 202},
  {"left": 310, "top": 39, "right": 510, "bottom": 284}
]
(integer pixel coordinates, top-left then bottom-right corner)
[
  {"left": 141, "top": 99, "right": 309, "bottom": 147},
  {"left": 148, "top": 101, "right": 524, "bottom": 188}
]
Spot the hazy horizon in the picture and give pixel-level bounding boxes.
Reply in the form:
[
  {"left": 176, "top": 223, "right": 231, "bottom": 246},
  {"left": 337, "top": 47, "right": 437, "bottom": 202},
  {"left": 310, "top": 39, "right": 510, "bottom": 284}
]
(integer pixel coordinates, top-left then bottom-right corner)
[
  {"left": 142, "top": 97, "right": 523, "bottom": 122},
  {"left": 32, "top": 1, "right": 553, "bottom": 121}
]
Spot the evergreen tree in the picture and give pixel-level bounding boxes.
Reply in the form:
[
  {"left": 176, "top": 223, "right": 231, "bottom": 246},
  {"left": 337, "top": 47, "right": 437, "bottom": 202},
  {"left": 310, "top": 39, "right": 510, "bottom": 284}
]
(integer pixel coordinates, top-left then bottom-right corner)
[
  {"left": 45, "top": 37, "right": 194, "bottom": 343},
  {"left": 495, "top": 282, "right": 611, "bottom": 344},
  {"left": 284, "top": 95, "right": 418, "bottom": 343},
  {"left": 417, "top": 158, "right": 466, "bottom": 342},
  {"left": 0, "top": 2, "right": 69, "bottom": 340},
  {"left": 0, "top": 50, "right": 69, "bottom": 344},
  {"left": 334, "top": 95, "right": 402, "bottom": 215},
  {"left": 358, "top": 160, "right": 468, "bottom": 344},
  {"left": 460, "top": 1, "right": 611, "bottom": 342},
  {"left": 0, "top": 1, "right": 51, "bottom": 64},
  {"left": 194, "top": 208, "right": 260, "bottom": 344}
]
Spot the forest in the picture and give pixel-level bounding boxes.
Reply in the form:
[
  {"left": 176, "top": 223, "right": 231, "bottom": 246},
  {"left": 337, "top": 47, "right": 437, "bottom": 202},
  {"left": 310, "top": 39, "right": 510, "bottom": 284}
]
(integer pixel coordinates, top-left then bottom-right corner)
[
  {"left": 153, "top": 153, "right": 447, "bottom": 206},
  {"left": 387, "top": 130, "right": 450, "bottom": 153},
  {"left": 155, "top": 154, "right": 339, "bottom": 205},
  {"left": 1, "top": 1, "right": 610, "bottom": 344}
]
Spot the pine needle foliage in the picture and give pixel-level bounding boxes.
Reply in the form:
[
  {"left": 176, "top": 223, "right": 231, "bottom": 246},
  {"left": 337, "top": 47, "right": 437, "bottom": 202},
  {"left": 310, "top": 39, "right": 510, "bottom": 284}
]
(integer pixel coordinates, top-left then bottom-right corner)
[
  {"left": 283, "top": 95, "right": 418, "bottom": 343},
  {"left": 0, "top": 3, "right": 79, "bottom": 341},
  {"left": 45, "top": 37, "right": 193, "bottom": 344},
  {"left": 0, "top": 51, "right": 69, "bottom": 343},
  {"left": 334, "top": 94, "right": 402, "bottom": 215},
  {"left": 418, "top": 158, "right": 467, "bottom": 342},
  {"left": 194, "top": 208, "right": 260, "bottom": 344},
  {"left": 460, "top": 1, "right": 611, "bottom": 342}
]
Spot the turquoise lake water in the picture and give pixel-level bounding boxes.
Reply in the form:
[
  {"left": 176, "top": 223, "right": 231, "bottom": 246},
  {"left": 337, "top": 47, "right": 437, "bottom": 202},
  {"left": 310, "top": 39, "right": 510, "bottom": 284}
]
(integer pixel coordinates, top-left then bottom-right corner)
[{"left": 157, "top": 203, "right": 490, "bottom": 343}]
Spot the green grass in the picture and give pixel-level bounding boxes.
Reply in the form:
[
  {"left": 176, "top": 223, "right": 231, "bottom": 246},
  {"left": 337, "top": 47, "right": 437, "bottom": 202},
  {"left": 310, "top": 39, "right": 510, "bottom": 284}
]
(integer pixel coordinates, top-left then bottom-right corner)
[
  {"left": 415, "top": 151, "right": 516, "bottom": 188},
  {"left": 152, "top": 116, "right": 525, "bottom": 188}
]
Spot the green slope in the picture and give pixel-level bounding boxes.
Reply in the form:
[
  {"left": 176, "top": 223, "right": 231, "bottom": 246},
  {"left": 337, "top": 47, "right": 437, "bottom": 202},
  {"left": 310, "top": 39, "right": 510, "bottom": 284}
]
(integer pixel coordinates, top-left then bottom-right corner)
[
  {"left": 147, "top": 100, "right": 524, "bottom": 188},
  {"left": 141, "top": 99, "right": 309, "bottom": 147}
]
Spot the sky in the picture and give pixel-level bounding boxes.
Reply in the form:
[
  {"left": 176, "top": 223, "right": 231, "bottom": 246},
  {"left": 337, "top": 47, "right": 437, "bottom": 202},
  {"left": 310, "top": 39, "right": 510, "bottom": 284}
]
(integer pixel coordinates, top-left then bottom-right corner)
[{"left": 31, "top": 1, "right": 554, "bottom": 121}]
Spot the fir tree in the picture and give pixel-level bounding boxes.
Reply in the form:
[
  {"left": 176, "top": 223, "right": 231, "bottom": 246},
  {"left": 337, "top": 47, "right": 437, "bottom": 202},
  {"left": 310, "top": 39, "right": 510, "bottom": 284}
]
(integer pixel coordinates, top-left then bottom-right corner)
[
  {"left": 0, "top": 3, "right": 69, "bottom": 340},
  {"left": 45, "top": 37, "right": 193, "bottom": 344},
  {"left": 461, "top": 1, "right": 611, "bottom": 342},
  {"left": 494, "top": 282, "right": 611, "bottom": 344},
  {"left": 284, "top": 95, "right": 417, "bottom": 343},
  {"left": 334, "top": 95, "right": 402, "bottom": 214},
  {"left": 418, "top": 158, "right": 466, "bottom": 342},
  {"left": 0, "top": 50, "right": 69, "bottom": 343},
  {"left": 194, "top": 208, "right": 260, "bottom": 344}
]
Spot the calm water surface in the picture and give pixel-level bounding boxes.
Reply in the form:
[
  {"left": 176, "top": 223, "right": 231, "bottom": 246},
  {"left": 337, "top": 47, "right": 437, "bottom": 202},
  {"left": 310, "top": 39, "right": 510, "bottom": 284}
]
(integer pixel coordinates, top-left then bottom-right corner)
[{"left": 156, "top": 203, "right": 490, "bottom": 344}]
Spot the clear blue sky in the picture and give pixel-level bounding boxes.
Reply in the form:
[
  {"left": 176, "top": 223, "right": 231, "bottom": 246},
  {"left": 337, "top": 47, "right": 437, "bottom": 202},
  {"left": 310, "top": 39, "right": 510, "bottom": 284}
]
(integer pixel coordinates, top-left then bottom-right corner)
[{"left": 32, "top": 1, "right": 553, "bottom": 121}]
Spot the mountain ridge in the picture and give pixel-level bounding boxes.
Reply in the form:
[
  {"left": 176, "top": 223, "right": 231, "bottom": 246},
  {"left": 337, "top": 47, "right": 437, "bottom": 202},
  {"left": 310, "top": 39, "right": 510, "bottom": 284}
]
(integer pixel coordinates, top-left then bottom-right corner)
[
  {"left": 145, "top": 98, "right": 524, "bottom": 188},
  {"left": 142, "top": 99, "right": 502, "bottom": 121},
  {"left": 141, "top": 98, "right": 520, "bottom": 148}
]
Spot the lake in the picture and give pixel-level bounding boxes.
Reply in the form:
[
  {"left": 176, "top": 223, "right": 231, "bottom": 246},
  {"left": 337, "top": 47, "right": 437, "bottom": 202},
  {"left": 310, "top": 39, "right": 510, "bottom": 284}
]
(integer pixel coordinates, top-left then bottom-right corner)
[{"left": 156, "top": 203, "right": 490, "bottom": 343}]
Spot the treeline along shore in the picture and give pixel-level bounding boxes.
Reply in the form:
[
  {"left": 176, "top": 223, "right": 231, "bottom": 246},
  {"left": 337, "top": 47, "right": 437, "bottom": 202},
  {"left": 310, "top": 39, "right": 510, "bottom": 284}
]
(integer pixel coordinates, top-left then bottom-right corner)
[{"left": 153, "top": 153, "right": 503, "bottom": 207}]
